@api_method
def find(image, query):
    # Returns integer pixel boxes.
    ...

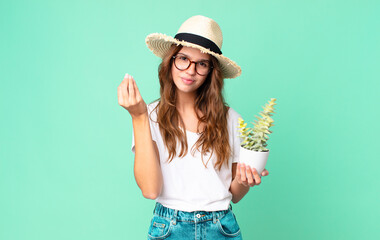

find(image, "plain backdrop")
[1,0,379,239]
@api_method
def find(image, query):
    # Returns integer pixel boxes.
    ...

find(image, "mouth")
[181,77,195,85]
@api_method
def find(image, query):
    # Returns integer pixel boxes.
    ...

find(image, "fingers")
[236,163,262,187]
[245,166,256,187]
[118,73,148,118]
[235,163,243,185]
[262,169,269,176]
[132,76,143,102]
[118,74,129,106]
[122,73,142,103]
[239,163,247,186]
[127,74,135,103]
[118,73,142,106]
[117,82,125,105]
[251,168,261,185]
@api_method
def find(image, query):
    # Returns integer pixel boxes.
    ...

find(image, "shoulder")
[227,106,243,137]
[227,106,242,123]
[147,100,160,122]
[147,100,159,112]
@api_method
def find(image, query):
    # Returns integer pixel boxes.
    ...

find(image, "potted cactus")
[238,98,277,176]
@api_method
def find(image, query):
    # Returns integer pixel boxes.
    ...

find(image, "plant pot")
[239,147,269,176]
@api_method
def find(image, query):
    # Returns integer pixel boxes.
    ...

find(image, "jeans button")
[196,214,201,218]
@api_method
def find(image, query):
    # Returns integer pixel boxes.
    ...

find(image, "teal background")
[1,0,379,239]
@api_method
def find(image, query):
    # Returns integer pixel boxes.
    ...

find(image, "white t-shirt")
[131,101,242,212]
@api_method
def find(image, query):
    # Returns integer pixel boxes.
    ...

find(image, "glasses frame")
[172,54,213,76]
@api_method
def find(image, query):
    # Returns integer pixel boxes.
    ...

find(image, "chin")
[173,80,194,92]
[176,86,197,94]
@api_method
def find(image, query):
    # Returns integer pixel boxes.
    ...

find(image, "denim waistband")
[153,202,232,224]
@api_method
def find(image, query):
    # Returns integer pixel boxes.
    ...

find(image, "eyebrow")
[177,52,210,62]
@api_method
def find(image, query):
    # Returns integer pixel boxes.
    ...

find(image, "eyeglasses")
[172,54,213,76]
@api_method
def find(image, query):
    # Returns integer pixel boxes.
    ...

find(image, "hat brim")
[145,33,241,79]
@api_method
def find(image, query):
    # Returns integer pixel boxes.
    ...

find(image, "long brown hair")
[151,44,231,171]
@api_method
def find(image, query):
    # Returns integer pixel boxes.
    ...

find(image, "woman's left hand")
[235,163,269,187]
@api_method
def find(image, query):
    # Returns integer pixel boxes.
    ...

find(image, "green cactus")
[238,98,277,152]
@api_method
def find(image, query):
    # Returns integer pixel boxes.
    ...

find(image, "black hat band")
[174,33,222,55]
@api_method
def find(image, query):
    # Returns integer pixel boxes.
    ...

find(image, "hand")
[118,73,147,119]
[235,163,269,187]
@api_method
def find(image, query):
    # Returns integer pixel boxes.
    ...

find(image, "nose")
[186,62,197,75]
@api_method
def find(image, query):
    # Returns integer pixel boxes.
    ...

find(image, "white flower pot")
[239,147,269,176]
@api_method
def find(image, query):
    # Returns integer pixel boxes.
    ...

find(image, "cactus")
[238,98,277,152]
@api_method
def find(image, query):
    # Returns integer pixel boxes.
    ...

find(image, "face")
[171,46,211,95]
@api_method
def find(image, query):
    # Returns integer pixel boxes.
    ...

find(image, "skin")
[171,47,210,132]
[118,73,162,199]
[118,46,269,202]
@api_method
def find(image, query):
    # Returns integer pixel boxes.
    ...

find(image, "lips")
[181,77,195,85]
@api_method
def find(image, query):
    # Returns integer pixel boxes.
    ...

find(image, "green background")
[1,0,379,239]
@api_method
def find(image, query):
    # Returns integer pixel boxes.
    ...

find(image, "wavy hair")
[151,44,231,171]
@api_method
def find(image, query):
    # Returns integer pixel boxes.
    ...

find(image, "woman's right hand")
[118,73,147,119]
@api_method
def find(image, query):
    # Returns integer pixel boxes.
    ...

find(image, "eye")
[179,56,188,61]
[199,61,209,68]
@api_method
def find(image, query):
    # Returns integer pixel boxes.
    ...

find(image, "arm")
[230,163,269,203]
[118,73,162,199]
[230,163,250,203]
[132,114,162,199]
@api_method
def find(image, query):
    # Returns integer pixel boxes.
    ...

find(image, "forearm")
[133,113,163,199]
[230,177,250,203]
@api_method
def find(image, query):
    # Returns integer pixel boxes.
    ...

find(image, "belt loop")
[172,209,178,225]
[153,202,158,214]
[212,211,217,224]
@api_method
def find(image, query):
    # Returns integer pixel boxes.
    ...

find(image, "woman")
[118,15,269,240]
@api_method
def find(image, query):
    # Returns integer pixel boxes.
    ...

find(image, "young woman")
[118,15,269,240]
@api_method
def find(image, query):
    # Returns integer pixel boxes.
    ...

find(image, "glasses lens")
[174,56,190,70]
[196,61,211,75]
[173,55,212,76]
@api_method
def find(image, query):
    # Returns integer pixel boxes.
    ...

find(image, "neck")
[176,91,196,113]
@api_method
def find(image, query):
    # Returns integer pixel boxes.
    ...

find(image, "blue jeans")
[147,202,243,240]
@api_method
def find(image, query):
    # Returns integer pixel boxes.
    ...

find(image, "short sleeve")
[228,108,243,163]
[131,102,159,154]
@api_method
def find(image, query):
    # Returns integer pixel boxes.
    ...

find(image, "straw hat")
[145,15,242,79]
